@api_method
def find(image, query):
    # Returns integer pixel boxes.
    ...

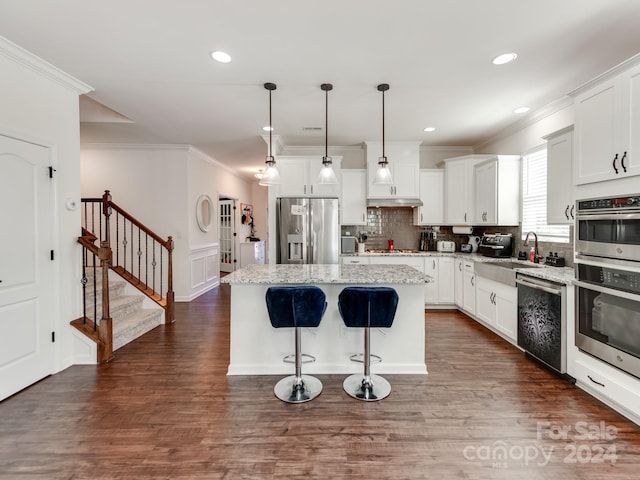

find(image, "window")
[521,146,570,242]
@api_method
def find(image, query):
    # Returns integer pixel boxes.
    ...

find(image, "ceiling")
[3,0,640,181]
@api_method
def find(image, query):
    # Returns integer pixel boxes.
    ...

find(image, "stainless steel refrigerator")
[276,197,340,264]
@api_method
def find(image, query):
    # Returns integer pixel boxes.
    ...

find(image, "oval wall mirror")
[196,194,213,232]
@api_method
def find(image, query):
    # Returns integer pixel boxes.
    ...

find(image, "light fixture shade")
[258,162,280,186]
[317,158,338,184]
[373,159,393,185]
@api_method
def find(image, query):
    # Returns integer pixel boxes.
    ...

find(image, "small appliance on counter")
[436,240,456,253]
[341,236,357,254]
[544,253,566,267]
[479,234,513,257]
[419,230,437,251]
[467,235,481,253]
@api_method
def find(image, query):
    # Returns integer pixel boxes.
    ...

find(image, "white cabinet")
[462,260,476,315]
[474,155,521,226]
[239,241,265,268]
[545,127,575,224]
[413,169,444,225]
[573,63,640,185]
[341,256,370,265]
[424,257,438,304]
[444,155,485,225]
[341,169,367,225]
[475,276,517,341]
[423,256,455,306]
[454,258,464,309]
[277,156,341,197]
[436,256,455,304]
[365,141,420,199]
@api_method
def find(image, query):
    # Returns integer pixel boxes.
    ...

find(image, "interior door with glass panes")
[219,199,236,272]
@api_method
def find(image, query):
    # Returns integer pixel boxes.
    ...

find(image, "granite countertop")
[341,251,575,285]
[221,264,432,285]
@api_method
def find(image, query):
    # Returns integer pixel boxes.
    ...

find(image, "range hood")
[367,197,423,207]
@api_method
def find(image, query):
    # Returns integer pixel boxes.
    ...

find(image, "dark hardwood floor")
[2,284,640,479]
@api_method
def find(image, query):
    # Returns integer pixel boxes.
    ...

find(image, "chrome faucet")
[524,231,539,261]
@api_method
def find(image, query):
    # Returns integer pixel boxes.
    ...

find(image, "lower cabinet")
[462,260,476,315]
[341,256,370,265]
[475,276,517,342]
[424,256,455,306]
[454,258,464,309]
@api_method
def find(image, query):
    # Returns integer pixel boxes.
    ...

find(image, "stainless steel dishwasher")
[516,274,567,375]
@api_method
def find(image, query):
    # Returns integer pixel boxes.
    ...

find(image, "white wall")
[476,103,575,155]
[0,37,92,372]
[81,144,254,300]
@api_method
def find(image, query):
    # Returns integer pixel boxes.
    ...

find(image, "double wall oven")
[575,194,640,379]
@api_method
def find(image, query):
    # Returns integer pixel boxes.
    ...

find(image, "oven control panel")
[578,195,640,210]
[578,263,640,294]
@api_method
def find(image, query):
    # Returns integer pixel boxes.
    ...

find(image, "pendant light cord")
[325,87,328,159]
[269,88,273,159]
[382,88,385,159]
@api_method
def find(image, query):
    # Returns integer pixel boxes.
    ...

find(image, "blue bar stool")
[338,286,398,401]
[265,286,327,403]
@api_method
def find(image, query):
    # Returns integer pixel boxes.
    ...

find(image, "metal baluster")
[145,233,149,288]
[115,211,120,268]
[122,218,128,271]
[92,251,97,331]
[137,227,141,285]
[152,243,157,295]
[160,246,163,298]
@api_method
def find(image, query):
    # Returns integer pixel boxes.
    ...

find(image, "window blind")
[521,147,570,242]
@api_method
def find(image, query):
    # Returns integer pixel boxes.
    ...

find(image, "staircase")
[72,190,175,363]
[85,269,163,351]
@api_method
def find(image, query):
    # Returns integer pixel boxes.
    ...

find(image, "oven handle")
[515,277,563,295]
[574,279,640,303]
[576,212,640,221]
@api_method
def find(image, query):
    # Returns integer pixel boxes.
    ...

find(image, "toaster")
[436,240,456,253]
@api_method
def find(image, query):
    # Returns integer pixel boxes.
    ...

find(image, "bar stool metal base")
[274,375,323,403]
[343,374,391,401]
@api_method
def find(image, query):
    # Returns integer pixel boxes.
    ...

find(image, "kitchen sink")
[474,260,541,287]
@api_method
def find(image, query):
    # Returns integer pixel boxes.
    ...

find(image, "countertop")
[221,263,432,285]
[341,251,575,285]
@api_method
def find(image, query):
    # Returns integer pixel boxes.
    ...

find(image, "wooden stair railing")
[80,189,175,324]
[71,229,114,363]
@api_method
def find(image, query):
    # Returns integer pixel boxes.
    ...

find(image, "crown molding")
[0,36,93,94]
[569,52,640,97]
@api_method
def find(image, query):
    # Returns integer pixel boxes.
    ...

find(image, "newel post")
[165,236,175,324]
[101,190,112,246]
[97,240,114,363]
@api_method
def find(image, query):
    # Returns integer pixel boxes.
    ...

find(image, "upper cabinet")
[444,155,486,225]
[341,169,367,225]
[545,127,574,224]
[573,63,640,185]
[413,169,444,225]
[365,141,420,199]
[276,156,342,197]
[474,155,521,226]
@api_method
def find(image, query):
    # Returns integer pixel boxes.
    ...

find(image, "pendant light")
[317,83,338,185]
[373,83,393,185]
[259,82,281,186]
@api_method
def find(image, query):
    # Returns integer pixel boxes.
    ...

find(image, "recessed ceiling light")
[513,106,530,114]
[262,126,273,132]
[210,51,231,63]
[423,127,436,132]
[492,53,517,65]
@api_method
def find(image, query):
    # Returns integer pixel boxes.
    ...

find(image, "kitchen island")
[221,264,430,375]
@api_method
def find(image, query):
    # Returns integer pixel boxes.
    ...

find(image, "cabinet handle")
[565,205,570,220]
[464,213,467,222]
[433,260,436,269]
[471,276,474,286]
[310,185,314,194]
[421,213,423,222]
[621,151,627,173]
[304,185,307,194]
[362,213,366,222]
[490,292,494,304]
[459,263,462,271]
[570,205,575,220]
[587,375,605,388]
[612,153,619,174]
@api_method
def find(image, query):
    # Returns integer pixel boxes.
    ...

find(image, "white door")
[0,135,54,400]
[219,199,236,273]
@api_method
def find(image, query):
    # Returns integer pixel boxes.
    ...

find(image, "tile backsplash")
[341,206,574,266]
